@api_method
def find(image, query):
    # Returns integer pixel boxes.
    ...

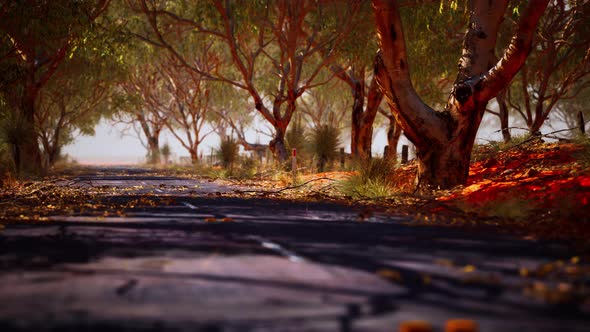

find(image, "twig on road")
[234,177,337,195]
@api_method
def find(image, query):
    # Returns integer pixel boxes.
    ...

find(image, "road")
[0,167,588,332]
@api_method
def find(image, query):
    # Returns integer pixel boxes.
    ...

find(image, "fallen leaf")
[376,268,403,282]
[463,265,476,273]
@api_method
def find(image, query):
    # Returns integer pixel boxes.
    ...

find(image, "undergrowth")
[340,158,397,199]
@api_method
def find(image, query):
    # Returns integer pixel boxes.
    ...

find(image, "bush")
[340,158,397,199]
[310,124,340,172]
[234,155,258,179]
[0,110,32,176]
[160,143,171,164]
[217,136,239,170]
[286,119,308,153]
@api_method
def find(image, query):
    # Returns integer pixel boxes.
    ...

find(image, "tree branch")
[479,0,550,103]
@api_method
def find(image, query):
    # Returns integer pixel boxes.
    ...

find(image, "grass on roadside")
[340,158,397,200]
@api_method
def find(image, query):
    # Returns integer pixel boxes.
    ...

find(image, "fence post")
[578,111,586,135]
[340,148,345,169]
[401,145,409,164]
[292,148,297,184]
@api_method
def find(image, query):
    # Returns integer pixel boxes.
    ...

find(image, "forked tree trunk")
[349,58,384,160]
[373,0,548,190]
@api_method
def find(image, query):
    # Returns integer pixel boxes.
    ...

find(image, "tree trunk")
[147,136,161,164]
[350,81,365,159]
[20,96,43,176]
[269,127,288,162]
[384,118,402,163]
[350,60,384,160]
[189,149,199,165]
[416,139,471,189]
[496,90,511,143]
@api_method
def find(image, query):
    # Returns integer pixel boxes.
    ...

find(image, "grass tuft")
[340,158,397,199]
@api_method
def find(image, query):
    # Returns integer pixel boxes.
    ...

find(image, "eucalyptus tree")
[505,0,590,136]
[326,1,383,160]
[134,0,362,161]
[34,26,127,168]
[329,1,469,160]
[0,0,111,175]
[36,67,108,168]
[118,63,169,164]
[373,0,549,189]
[160,54,216,164]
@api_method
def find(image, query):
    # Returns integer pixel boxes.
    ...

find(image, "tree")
[36,70,108,168]
[160,142,171,164]
[325,2,383,161]
[117,63,168,164]
[135,0,362,161]
[160,55,215,164]
[505,0,590,136]
[332,55,384,160]
[0,0,111,175]
[373,0,549,190]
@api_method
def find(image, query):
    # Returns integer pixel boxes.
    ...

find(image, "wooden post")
[401,145,409,164]
[291,148,297,184]
[340,148,345,169]
[383,145,389,159]
[578,111,586,135]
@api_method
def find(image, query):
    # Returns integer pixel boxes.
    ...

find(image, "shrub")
[340,158,397,199]
[286,118,308,154]
[234,155,258,179]
[160,143,171,164]
[310,124,340,172]
[0,110,33,176]
[217,136,239,170]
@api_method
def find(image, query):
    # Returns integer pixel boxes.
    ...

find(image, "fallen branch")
[234,177,337,195]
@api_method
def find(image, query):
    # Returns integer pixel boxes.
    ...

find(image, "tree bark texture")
[373,0,548,190]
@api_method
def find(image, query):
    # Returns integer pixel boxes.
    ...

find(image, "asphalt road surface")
[0,167,588,332]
